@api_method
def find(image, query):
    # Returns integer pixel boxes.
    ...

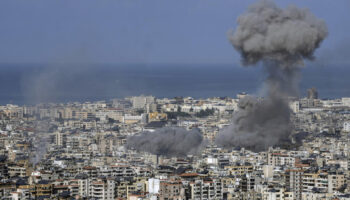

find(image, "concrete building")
[132,96,155,109]
[285,169,303,200]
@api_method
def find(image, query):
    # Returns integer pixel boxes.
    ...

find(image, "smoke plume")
[126,127,204,157]
[30,135,48,166]
[228,0,327,67]
[215,0,327,151]
[215,94,292,152]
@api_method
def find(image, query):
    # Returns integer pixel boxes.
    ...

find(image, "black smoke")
[126,127,204,157]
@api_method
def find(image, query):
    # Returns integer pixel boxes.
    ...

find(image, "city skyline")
[1,1,350,199]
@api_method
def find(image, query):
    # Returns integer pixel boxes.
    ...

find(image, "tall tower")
[55,132,67,147]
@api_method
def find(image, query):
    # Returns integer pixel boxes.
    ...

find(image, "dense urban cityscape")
[1,0,349,199]
[0,89,350,199]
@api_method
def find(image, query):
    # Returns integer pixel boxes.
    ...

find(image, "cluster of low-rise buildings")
[1,91,350,199]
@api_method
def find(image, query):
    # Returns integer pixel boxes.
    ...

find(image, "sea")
[0,63,349,105]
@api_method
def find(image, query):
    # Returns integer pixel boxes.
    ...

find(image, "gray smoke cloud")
[215,94,292,152]
[30,135,48,166]
[30,121,51,166]
[126,127,204,157]
[215,0,327,152]
[228,0,327,67]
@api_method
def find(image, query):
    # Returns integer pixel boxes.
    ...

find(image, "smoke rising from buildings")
[215,94,292,152]
[29,121,52,166]
[215,0,327,151]
[126,127,204,157]
[30,135,49,166]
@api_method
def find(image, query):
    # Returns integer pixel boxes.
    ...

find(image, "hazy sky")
[0,0,349,65]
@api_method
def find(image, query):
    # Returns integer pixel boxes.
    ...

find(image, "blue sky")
[0,0,349,65]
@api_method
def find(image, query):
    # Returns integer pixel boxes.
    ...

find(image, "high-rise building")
[285,169,303,200]
[55,132,67,147]
[189,179,223,199]
[132,96,155,109]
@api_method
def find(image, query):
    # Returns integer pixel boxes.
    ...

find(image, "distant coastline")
[0,63,348,105]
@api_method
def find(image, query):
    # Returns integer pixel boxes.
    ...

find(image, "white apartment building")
[132,96,155,109]
[343,121,350,132]
[267,153,295,167]
[189,179,222,200]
